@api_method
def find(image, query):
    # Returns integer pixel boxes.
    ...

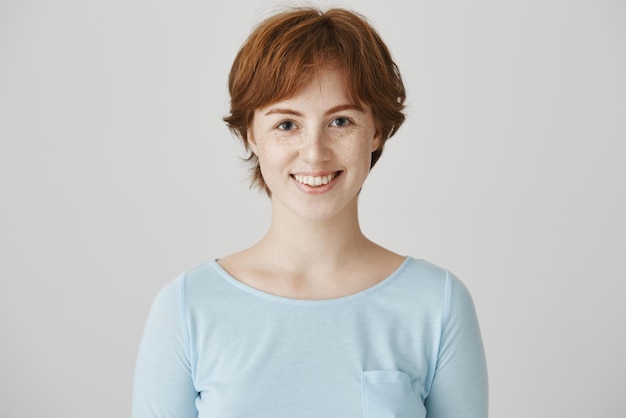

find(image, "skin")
[218,66,405,300]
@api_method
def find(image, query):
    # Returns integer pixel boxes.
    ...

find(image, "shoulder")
[393,257,476,310]
[149,260,226,311]
[396,257,462,290]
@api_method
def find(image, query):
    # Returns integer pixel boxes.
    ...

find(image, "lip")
[290,170,343,194]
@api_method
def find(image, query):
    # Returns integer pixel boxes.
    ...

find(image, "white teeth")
[294,172,337,187]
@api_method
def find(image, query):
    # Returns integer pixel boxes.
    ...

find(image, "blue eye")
[332,118,351,127]
[278,121,296,131]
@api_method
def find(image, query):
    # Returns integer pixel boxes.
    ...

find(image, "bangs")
[234,12,362,108]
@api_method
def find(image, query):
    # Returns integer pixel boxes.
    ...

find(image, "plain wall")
[1,0,625,416]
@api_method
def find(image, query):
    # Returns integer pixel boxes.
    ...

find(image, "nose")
[300,127,331,164]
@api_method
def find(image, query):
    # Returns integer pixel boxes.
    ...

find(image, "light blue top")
[132,257,488,417]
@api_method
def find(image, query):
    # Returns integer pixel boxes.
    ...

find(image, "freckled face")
[248,66,381,222]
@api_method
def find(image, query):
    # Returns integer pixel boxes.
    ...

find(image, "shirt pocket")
[361,370,425,418]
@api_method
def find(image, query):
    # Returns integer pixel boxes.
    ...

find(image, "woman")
[133,7,488,417]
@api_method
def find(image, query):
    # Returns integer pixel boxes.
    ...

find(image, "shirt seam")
[424,270,450,399]
[179,273,196,384]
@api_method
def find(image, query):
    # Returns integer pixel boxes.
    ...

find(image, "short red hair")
[224,7,406,193]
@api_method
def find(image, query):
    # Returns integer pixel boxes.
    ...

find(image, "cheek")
[254,139,295,173]
[345,145,374,175]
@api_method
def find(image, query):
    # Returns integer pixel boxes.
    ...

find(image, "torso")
[185,257,447,418]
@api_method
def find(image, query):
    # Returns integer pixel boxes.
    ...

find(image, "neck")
[219,194,404,300]
[255,197,373,275]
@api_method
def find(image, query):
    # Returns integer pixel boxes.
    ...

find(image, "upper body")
[133,7,488,417]
[132,257,488,418]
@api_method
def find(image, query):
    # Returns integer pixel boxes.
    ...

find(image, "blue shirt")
[133,257,488,417]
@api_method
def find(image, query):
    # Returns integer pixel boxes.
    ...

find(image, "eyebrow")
[264,103,365,117]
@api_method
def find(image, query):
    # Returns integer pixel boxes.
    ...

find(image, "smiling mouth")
[292,171,342,187]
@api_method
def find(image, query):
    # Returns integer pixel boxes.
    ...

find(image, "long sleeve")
[132,276,198,418]
[424,272,489,417]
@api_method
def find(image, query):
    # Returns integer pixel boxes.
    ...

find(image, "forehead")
[263,65,359,109]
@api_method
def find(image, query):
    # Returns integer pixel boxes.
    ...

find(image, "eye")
[331,117,351,127]
[277,121,297,131]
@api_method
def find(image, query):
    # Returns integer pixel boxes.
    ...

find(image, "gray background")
[1,0,625,417]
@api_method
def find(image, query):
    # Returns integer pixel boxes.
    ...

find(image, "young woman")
[133,7,488,417]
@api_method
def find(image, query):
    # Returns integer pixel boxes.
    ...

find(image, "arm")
[132,276,198,418]
[425,272,489,417]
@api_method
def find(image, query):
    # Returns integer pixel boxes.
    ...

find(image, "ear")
[247,127,258,154]
[371,128,383,152]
